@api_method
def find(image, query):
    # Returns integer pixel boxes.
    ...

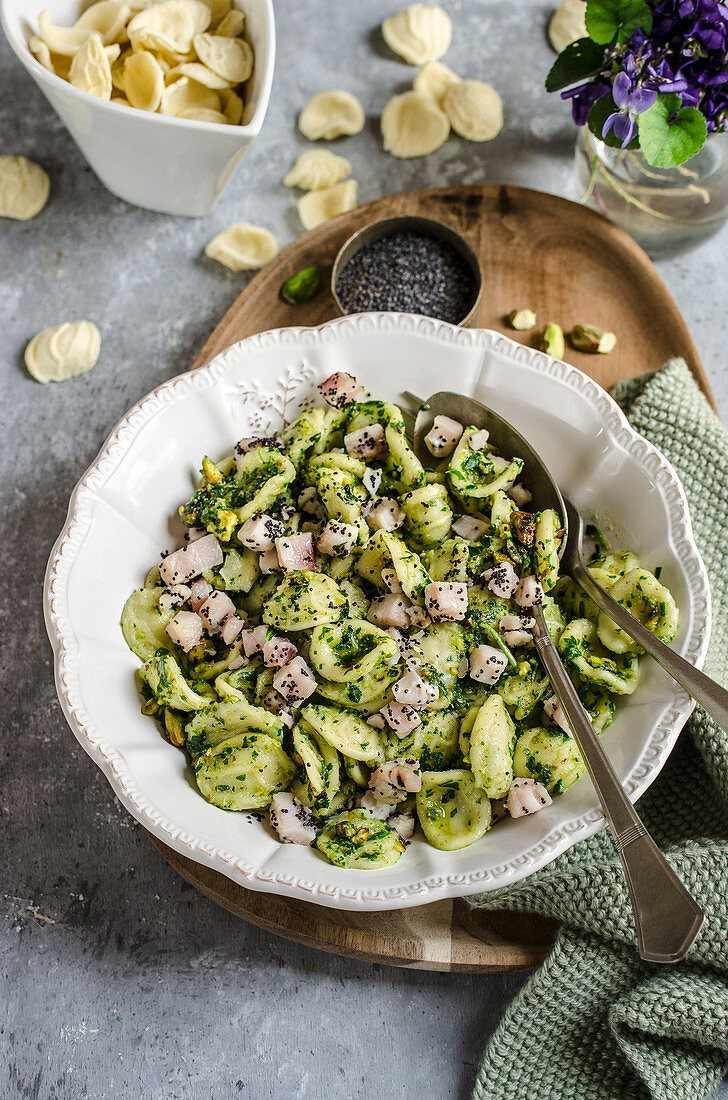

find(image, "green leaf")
[585,0,653,45]
[638,93,708,167]
[545,37,607,93]
[587,93,639,150]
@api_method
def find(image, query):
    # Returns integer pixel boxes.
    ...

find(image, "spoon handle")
[531,604,703,963]
[572,562,728,732]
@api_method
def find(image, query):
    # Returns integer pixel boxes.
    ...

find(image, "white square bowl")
[0,0,275,215]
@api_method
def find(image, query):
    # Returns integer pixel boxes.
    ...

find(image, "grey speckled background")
[2,1,727,1098]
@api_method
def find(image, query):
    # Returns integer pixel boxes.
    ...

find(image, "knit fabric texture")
[470,360,728,1100]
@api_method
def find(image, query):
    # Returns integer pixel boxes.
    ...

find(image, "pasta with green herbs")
[121,371,679,868]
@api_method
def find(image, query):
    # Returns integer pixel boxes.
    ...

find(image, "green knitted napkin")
[470,359,728,1100]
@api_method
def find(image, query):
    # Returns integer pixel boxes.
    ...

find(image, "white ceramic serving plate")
[0,0,275,216]
[44,313,711,910]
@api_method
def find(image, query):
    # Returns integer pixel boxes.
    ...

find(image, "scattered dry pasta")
[381,4,452,65]
[298,90,365,141]
[0,155,50,220]
[381,90,449,158]
[297,179,358,230]
[283,149,352,191]
[24,321,101,383]
[29,1,255,125]
[204,223,279,271]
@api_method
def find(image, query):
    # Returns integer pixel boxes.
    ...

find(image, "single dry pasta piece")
[24,321,101,384]
[283,149,352,191]
[37,9,95,56]
[74,1,131,45]
[193,33,253,83]
[177,60,234,88]
[124,49,164,110]
[548,0,588,53]
[160,75,220,115]
[381,4,452,65]
[28,35,54,71]
[110,52,127,90]
[443,79,503,141]
[215,9,245,36]
[178,107,229,122]
[221,87,243,123]
[205,223,279,270]
[298,90,365,141]
[69,33,113,99]
[0,156,50,220]
[381,90,449,158]
[105,43,121,63]
[413,59,460,107]
[297,179,358,230]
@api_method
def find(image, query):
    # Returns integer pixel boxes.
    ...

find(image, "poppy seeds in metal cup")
[334,231,478,324]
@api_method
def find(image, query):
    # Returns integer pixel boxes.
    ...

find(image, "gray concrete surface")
[2,2,727,1098]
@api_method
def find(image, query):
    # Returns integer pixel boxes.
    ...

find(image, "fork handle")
[532,605,703,963]
[572,561,728,732]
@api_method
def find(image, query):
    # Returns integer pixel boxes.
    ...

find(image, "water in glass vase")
[575,129,728,258]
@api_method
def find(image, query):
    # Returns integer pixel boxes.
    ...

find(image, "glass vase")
[574,127,728,257]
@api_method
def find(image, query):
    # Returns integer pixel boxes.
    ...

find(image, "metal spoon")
[402,390,703,964]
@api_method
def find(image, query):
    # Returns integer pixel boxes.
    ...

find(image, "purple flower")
[602,71,658,146]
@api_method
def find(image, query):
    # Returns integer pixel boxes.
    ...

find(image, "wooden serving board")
[147,184,712,973]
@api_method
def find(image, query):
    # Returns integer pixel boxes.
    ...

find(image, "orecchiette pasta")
[381,4,452,66]
[413,59,461,107]
[297,179,358,230]
[442,79,504,142]
[192,32,253,82]
[123,49,164,109]
[298,90,366,141]
[283,150,352,191]
[548,0,588,53]
[0,155,50,220]
[69,32,113,98]
[204,222,279,271]
[381,90,449,158]
[75,1,131,45]
[24,320,101,383]
[122,375,679,869]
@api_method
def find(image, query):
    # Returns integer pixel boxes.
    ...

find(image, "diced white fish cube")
[367,498,405,532]
[344,424,388,460]
[316,520,359,557]
[166,610,204,652]
[424,581,468,622]
[380,702,421,737]
[506,778,552,818]
[263,636,298,668]
[272,656,317,706]
[543,694,571,735]
[318,371,363,409]
[259,547,282,575]
[158,584,191,615]
[234,437,284,466]
[392,670,438,709]
[389,812,415,842]
[483,561,519,600]
[509,483,532,507]
[199,590,237,633]
[424,415,463,458]
[241,624,269,657]
[468,429,490,451]
[363,467,382,498]
[269,792,317,844]
[367,594,411,630]
[238,513,285,552]
[190,578,213,612]
[220,614,244,646]
[159,534,223,586]
[276,532,317,572]
[514,575,544,608]
[369,758,422,797]
[452,515,489,541]
[469,644,509,685]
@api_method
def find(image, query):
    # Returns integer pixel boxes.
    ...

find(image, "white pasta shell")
[69,33,113,99]
[215,9,245,36]
[548,0,588,52]
[177,60,234,88]
[104,43,121,62]
[204,223,279,270]
[110,51,128,90]
[220,87,243,123]
[381,4,452,65]
[28,35,55,72]
[0,156,50,220]
[443,79,503,142]
[37,9,95,56]
[381,90,449,158]
[128,0,209,55]
[297,179,358,230]
[283,149,352,191]
[123,49,164,109]
[298,90,365,141]
[74,1,131,45]
[178,107,229,122]
[160,75,220,115]
[413,60,460,107]
[193,32,253,82]
[24,321,101,384]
